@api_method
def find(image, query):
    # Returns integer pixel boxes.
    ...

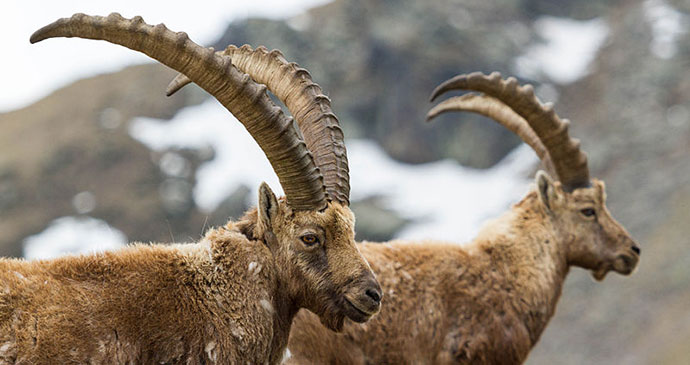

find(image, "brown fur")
[287,174,640,364]
[0,186,381,364]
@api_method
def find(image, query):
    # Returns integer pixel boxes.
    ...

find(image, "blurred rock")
[351,197,409,242]
[211,185,252,227]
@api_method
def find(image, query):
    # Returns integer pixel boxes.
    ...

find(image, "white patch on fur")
[230,324,246,340]
[260,299,274,314]
[281,348,292,363]
[248,261,263,276]
[0,342,12,354]
[171,240,214,264]
[205,241,214,263]
[205,341,217,363]
[13,272,26,281]
[98,339,107,355]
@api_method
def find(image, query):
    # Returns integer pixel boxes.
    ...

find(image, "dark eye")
[580,208,596,217]
[300,234,319,246]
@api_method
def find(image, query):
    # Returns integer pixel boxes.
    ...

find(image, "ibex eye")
[580,208,596,217]
[300,234,319,246]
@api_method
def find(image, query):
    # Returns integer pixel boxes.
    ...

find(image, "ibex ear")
[536,170,558,212]
[257,182,279,238]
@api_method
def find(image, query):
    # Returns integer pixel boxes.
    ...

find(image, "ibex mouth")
[592,264,610,281]
[592,254,638,281]
[343,297,377,323]
[613,254,637,275]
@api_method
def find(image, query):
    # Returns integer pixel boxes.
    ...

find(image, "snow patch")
[644,0,688,59]
[23,216,127,260]
[514,16,609,84]
[348,140,536,242]
[129,100,282,211]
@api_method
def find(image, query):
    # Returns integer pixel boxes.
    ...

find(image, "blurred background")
[1,0,689,363]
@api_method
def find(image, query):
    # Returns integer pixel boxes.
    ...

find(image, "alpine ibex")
[0,13,382,364]
[282,72,641,364]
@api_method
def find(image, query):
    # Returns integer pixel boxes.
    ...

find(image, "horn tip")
[425,103,448,121]
[30,16,70,44]
[430,73,470,102]
[164,87,176,97]
[29,30,44,44]
[429,85,445,102]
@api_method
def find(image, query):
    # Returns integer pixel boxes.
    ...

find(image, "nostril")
[365,288,381,303]
[631,246,641,255]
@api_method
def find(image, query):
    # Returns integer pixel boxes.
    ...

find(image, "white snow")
[348,140,536,241]
[514,16,609,84]
[130,100,537,243]
[643,0,688,59]
[23,216,127,260]
[129,100,282,211]
[2,0,333,112]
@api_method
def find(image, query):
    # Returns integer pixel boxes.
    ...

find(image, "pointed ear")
[536,170,558,212]
[257,182,279,237]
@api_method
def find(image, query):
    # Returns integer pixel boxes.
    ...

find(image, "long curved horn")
[429,72,589,191]
[167,45,350,205]
[426,93,556,176]
[31,13,327,210]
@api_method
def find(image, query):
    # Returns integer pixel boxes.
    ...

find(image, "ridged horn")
[31,13,327,210]
[426,93,556,176]
[166,45,350,205]
[429,72,589,191]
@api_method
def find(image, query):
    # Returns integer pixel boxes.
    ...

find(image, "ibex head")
[31,13,381,331]
[251,185,379,331]
[428,72,640,281]
[534,172,639,280]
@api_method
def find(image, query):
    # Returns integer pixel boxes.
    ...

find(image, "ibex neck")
[268,275,299,365]
[207,225,297,365]
[471,192,569,345]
